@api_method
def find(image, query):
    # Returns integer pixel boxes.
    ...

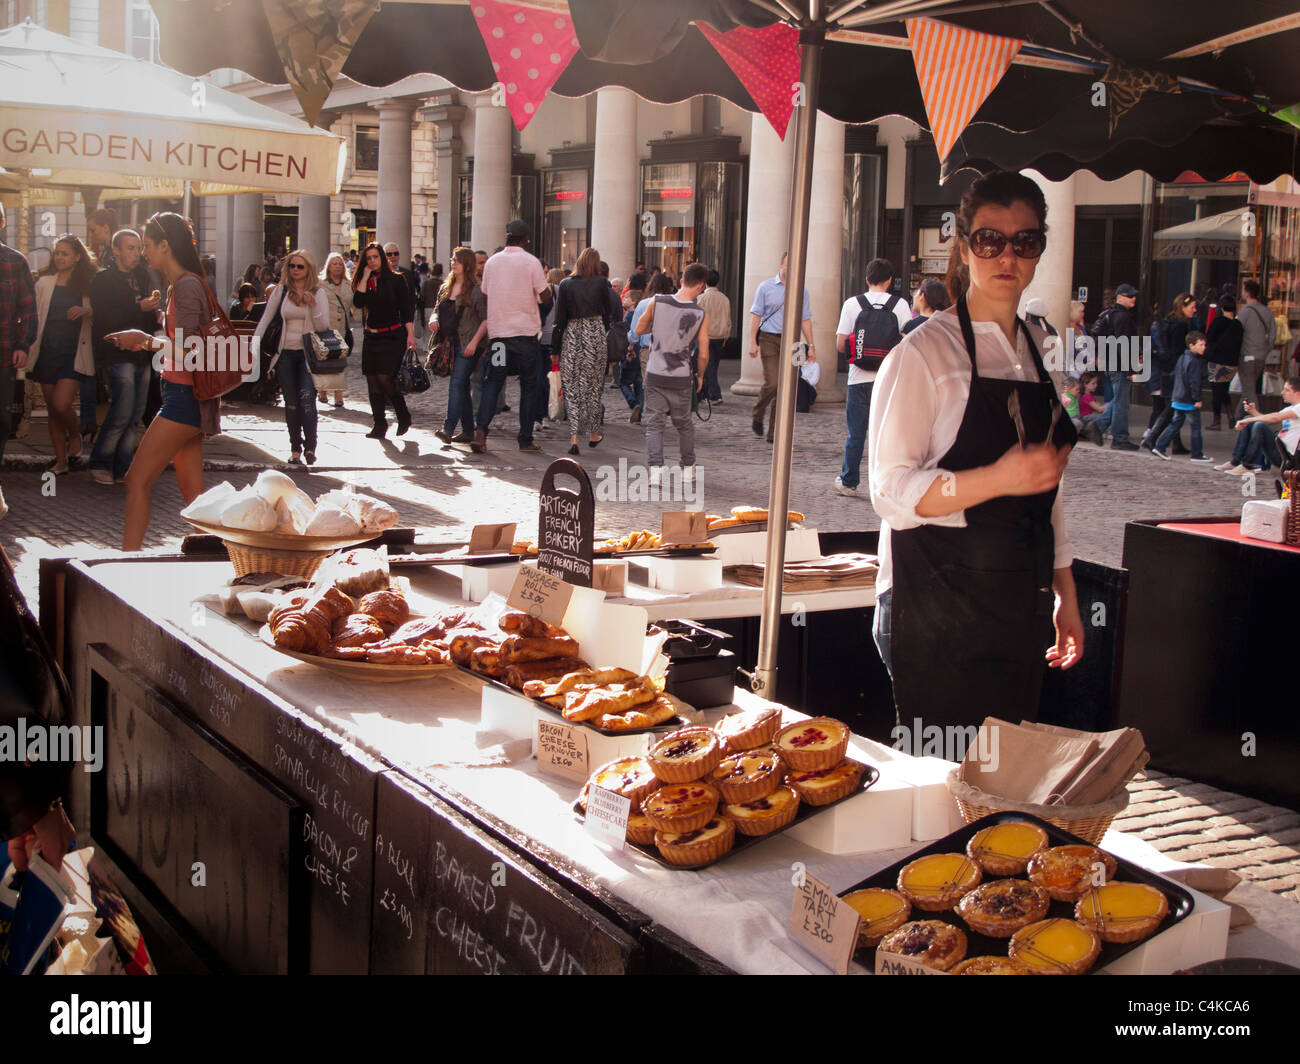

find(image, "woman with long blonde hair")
[317,251,353,408]
[252,248,331,463]
[434,246,488,444]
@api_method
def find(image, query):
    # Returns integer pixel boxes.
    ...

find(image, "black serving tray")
[842,812,1195,974]
[575,761,880,870]
[655,618,733,660]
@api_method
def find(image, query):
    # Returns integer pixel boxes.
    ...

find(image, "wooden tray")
[258,625,455,682]
[185,518,374,552]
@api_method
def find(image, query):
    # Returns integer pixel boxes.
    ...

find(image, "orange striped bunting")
[906,18,1022,162]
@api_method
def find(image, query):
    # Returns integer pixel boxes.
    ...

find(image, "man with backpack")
[1087,283,1142,451]
[833,258,910,496]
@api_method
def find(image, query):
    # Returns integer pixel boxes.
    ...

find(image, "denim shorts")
[158,379,201,428]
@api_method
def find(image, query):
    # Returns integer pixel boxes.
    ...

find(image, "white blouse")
[868,308,1074,596]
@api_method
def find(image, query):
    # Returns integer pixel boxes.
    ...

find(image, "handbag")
[260,287,284,362]
[303,329,348,375]
[424,338,454,378]
[397,345,431,394]
[171,274,245,401]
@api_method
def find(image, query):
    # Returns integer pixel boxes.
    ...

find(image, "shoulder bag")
[173,273,246,401]
[398,345,431,394]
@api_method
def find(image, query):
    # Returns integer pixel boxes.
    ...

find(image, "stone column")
[734,112,796,397]
[806,112,845,404]
[590,86,639,277]
[1021,169,1076,381]
[421,92,467,267]
[373,98,417,255]
[297,193,332,262]
[232,192,264,280]
[471,92,513,252]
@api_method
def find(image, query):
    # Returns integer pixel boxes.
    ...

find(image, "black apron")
[888,296,1077,729]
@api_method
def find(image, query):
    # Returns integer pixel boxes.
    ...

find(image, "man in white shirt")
[834,258,911,496]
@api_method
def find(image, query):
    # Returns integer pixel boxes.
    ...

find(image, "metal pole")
[753,8,825,698]
[182,179,194,234]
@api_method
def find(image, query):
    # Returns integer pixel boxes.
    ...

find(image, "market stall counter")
[41,552,1248,975]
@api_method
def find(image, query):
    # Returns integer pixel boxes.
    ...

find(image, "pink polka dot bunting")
[697,22,801,140]
[471,0,581,130]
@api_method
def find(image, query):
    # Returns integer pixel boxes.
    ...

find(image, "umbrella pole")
[753,12,825,698]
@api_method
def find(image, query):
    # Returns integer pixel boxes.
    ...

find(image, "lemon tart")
[897,853,982,911]
[786,759,865,806]
[877,920,968,971]
[715,707,781,752]
[1008,918,1101,975]
[1074,881,1169,943]
[641,782,720,835]
[1027,845,1119,902]
[722,785,800,836]
[648,726,724,783]
[951,956,1034,975]
[711,746,786,803]
[626,811,658,846]
[774,717,850,771]
[584,756,660,810]
[842,888,912,948]
[956,878,1051,937]
[655,817,735,868]
[966,820,1049,876]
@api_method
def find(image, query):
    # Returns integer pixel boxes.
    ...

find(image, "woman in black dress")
[351,241,414,439]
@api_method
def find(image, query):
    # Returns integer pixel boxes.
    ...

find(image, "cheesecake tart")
[648,726,724,784]
[711,746,786,803]
[584,756,660,810]
[1008,918,1102,975]
[715,706,781,752]
[896,853,982,911]
[842,888,912,948]
[774,717,850,771]
[1027,845,1119,902]
[655,817,735,868]
[722,785,800,836]
[951,956,1034,975]
[1074,881,1170,943]
[641,782,720,835]
[877,920,968,972]
[966,820,1049,876]
[786,759,865,806]
[625,811,658,846]
[956,878,1051,937]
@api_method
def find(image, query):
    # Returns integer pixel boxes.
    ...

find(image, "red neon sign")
[659,188,693,199]
[554,190,585,201]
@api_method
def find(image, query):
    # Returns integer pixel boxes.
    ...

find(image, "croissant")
[356,590,409,631]
[312,586,356,623]
[271,608,332,655]
[390,617,446,645]
[267,592,312,630]
[330,614,386,648]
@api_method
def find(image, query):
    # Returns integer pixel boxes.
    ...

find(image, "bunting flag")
[697,22,801,140]
[1102,63,1181,137]
[470,0,582,130]
[906,18,1021,162]
[259,0,379,127]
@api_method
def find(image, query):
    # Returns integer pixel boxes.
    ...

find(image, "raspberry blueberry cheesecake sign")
[789,871,860,975]
[583,785,631,852]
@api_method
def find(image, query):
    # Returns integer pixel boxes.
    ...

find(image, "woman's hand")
[8,801,76,873]
[105,329,156,351]
[139,294,161,313]
[1047,593,1085,670]
[993,441,1068,497]
[67,305,89,321]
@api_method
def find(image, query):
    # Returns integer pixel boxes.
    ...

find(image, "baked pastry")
[562,676,656,723]
[503,657,591,689]
[1008,918,1102,975]
[389,617,446,645]
[648,726,723,783]
[722,785,800,836]
[956,878,1051,937]
[711,746,785,803]
[331,548,391,596]
[499,634,581,665]
[842,888,911,948]
[966,820,1049,876]
[626,811,658,846]
[583,756,660,810]
[364,642,431,664]
[729,506,805,524]
[714,706,781,752]
[641,783,719,835]
[706,516,746,530]
[1027,845,1119,902]
[523,666,638,699]
[1074,882,1170,943]
[951,956,1034,975]
[655,817,735,868]
[356,590,409,632]
[774,717,850,771]
[498,610,562,638]
[330,614,387,648]
[269,608,331,655]
[448,630,497,666]
[592,695,677,732]
[877,920,968,971]
[469,646,505,676]
[786,759,865,806]
[303,502,362,537]
[307,585,354,624]
[897,853,982,911]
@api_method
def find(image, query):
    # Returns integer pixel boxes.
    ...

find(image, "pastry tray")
[841,812,1194,974]
[258,625,455,682]
[388,548,523,568]
[707,521,798,537]
[596,544,718,558]
[574,761,880,870]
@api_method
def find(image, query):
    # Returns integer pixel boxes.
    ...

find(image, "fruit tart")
[774,717,850,771]
[582,756,660,810]
[966,819,1049,876]
[785,759,865,806]
[722,785,800,836]
[877,920,968,972]
[641,783,720,836]
[655,817,735,868]
[1027,845,1119,902]
[711,746,785,803]
[896,853,982,911]
[951,956,1034,975]
[647,726,723,784]
[1074,881,1170,944]
[625,811,658,846]
[1008,918,1102,975]
[956,878,1051,937]
[714,707,781,752]
[841,888,911,948]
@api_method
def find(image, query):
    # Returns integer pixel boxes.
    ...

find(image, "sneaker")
[1189,455,1213,464]
[1224,464,1250,475]
[682,465,695,487]
[434,429,452,443]
[90,468,114,485]
[1111,440,1140,451]
[1213,460,1238,471]
[834,476,857,497]
[1151,447,1171,460]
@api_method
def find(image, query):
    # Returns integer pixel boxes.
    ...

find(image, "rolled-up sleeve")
[1051,478,1074,569]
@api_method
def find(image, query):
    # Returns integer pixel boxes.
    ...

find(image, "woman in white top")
[252,249,330,464]
[868,171,1082,736]
[316,252,353,409]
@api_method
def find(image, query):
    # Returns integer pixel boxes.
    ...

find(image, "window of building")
[126,0,160,63]
[542,169,589,273]
[355,125,380,172]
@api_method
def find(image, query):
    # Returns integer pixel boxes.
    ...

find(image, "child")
[1076,372,1107,444]
[1152,331,1212,462]
[1062,376,1081,426]
[634,262,710,487]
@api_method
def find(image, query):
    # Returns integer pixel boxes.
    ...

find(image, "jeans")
[872,587,894,682]
[478,335,539,445]
[840,381,872,489]
[1096,372,1130,441]
[1231,421,1279,469]
[644,381,695,467]
[443,340,477,437]
[1155,407,1202,457]
[1237,355,1261,415]
[619,351,644,409]
[275,348,317,452]
[78,371,98,429]
[704,338,724,401]
[90,362,151,478]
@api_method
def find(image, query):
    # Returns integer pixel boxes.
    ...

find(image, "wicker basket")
[947,768,1128,845]
[1284,471,1299,546]
[224,540,333,580]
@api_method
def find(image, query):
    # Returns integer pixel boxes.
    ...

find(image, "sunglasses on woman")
[966,228,1047,259]
[288,262,307,270]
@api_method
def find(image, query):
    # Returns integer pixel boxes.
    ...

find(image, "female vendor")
[868,171,1082,731]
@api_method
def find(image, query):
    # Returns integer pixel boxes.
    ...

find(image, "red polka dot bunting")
[470,0,581,129]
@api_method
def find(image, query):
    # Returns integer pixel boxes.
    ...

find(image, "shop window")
[542,168,590,273]
[126,0,160,63]
[355,125,380,173]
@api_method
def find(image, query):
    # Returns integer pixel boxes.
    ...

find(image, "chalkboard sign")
[537,458,595,588]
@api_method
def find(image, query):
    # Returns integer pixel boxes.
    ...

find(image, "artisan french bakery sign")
[537,459,595,588]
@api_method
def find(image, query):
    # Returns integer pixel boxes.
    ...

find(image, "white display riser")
[711,527,823,567]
